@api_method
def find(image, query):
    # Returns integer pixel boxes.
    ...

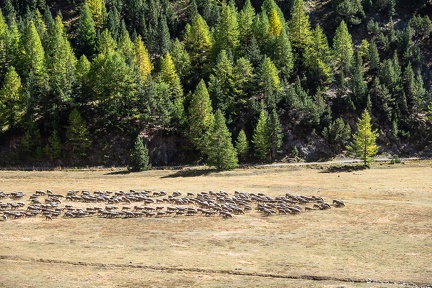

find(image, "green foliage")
[252,110,270,162]
[187,79,214,153]
[235,129,249,162]
[304,25,332,86]
[333,20,354,74]
[334,0,365,25]
[205,110,238,170]
[288,0,313,51]
[129,135,151,171]
[268,108,283,161]
[134,35,153,81]
[44,130,62,161]
[76,2,97,58]
[0,66,25,131]
[323,117,351,153]
[347,110,379,166]
[259,57,281,109]
[212,2,240,57]
[65,109,91,157]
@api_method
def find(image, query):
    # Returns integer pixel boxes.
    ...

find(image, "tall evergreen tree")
[87,0,105,28]
[268,108,283,161]
[259,57,281,109]
[205,110,238,170]
[288,0,313,52]
[129,135,151,171]
[134,35,153,81]
[323,117,351,154]
[65,108,91,157]
[183,14,212,82]
[347,110,379,166]
[332,20,354,74]
[76,2,97,58]
[252,109,270,162]
[350,51,367,111]
[238,0,255,45]
[304,25,332,86]
[272,28,294,79]
[170,39,191,84]
[0,66,25,131]
[187,79,214,153]
[235,129,249,162]
[212,2,239,58]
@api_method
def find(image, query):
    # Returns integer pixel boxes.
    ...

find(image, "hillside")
[0,0,431,167]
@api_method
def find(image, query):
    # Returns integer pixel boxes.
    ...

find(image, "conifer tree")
[87,0,105,27]
[156,16,171,56]
[259,57,281,109]
[76,2,97,58]
[159,52,184,122]
[5,19,20,70]
[117,29,135,63]
[323,117,351,153]
[272,28,294,79]
[44,130,62,161]
[238,0,255,44]
[170,39,191,84]
[252,110,270,162]
[65,108,91,157]
[0,66,25,131]
[212,2,239,57]
[304,25,332,86]
[288,0,313,51]
[205,110,238,170]
[332,20,354,74]
[268,9,283,38]
[183,14,212,81]
[187,79,214,153]
[134,35,153,81]
[235,129,249,162]
[348,110,379,166]
[268,108,283,161]
[129,135,151,171]
[350,51,367,111]
[0,10,8,84]
[368,40,380,72]
[97,29,117,54]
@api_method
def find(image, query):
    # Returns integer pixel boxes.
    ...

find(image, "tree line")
[0,0,431,168]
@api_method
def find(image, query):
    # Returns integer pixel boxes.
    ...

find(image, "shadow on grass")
[104,170,132,175]
[160,168,216,178]
[320,165,368,173]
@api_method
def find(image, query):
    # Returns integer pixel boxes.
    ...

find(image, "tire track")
[0,255,427,287]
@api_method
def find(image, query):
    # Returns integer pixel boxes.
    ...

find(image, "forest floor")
[0,160,431,287]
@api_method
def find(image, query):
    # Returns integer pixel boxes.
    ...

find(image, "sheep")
[2,214,7,221]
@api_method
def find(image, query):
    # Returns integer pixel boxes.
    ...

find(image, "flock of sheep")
[0,189,345,221]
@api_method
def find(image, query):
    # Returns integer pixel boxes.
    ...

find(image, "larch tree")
[288,0,313,52]
[268,9,283,38]
[347,110,379,166]
[187,79,214,153]
[259,57,281,109]
[272,27,294,79]
[238,0,255,44]
[87,0,105,28]
[159,52,184,123]
[134,35,153,81]
[235,129,249,162]
[268,108,283,161]
[65,108,92,157]
[212,2,240,58]
[76,2,97,58]
[183,14,213,81]
[170,39,191,84]
[304,25,332,86]
[332,20,354,74]
[252,109,270,162]
[205,110,238,170]
[0,66,25,131]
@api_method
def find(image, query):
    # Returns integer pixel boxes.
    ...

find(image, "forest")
[0,0,431,168]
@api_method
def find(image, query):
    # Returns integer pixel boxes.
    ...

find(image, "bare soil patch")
[0,161,431,287]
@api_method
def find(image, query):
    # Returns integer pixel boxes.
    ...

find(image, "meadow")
[0,161,431,287]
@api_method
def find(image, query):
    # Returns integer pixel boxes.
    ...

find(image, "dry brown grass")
[0,161,431,287]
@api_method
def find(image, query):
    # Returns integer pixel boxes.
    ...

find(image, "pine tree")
[368,40,380,72]
[350,51,367,111]
[187,79,214,152]
[183,14,212,82]
[272,28,294,79]
[259,57,281,109]
[212,2,239,58]
[170,39,191,84]
[347,110,379,166]
[235,129,249,162]
[238,0,255,44]
[156,16,171,56]
[304,25,332,86]
[129,135,151,171]
[332,20,354,74]
[205,110,238,170]
[268,108,283,161]
[97,29,117,54]
[76,2,97,58]
[252,110,270,162]
[134,35,153,81]
[65,108,91,157]
[159,52,184,122]
[288,0,313,51]
[323,117,351,153]
[0,66,25,131]
[44,130,62,161]
[5,19,20,70]
[87,0,105,28]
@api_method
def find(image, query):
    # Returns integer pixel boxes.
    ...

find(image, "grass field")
[0,161,431,287]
